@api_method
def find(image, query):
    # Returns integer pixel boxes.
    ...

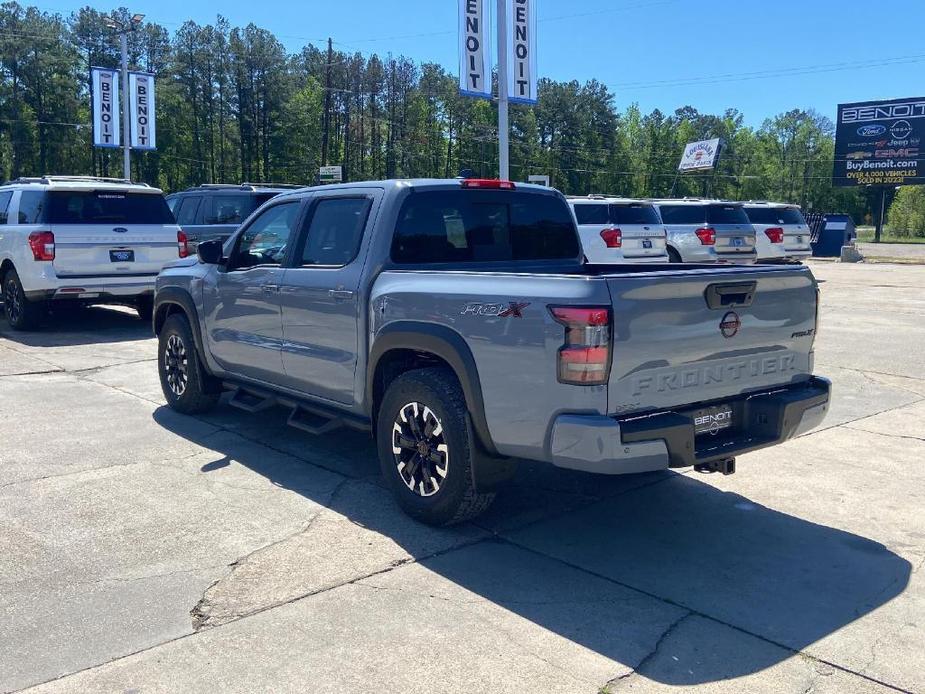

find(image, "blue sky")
[37,0,925,126]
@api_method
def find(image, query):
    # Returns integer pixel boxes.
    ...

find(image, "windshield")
[47,191,174,224]
[393,190,579,264]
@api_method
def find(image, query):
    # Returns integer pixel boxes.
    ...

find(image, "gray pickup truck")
[154,179,830,525]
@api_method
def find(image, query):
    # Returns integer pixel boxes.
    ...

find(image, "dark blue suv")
[166,183,302,250]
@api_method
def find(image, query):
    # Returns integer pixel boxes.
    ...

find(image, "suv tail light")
[177,230,190,258]
[695,227,716,245]
[28,231,55,261]
[460,179,516,190]
[600,228,622,248]
[764,227,784,244]
[549,306,612,385]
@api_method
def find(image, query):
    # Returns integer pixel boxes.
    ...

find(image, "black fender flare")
[367,321,498,456]
[153,287,208,361]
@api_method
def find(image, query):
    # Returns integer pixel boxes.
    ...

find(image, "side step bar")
[287,406,342,436]
[223,382,371,435]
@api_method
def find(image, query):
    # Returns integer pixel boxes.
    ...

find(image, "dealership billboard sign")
[128,72,156,150]
[458,0,491,99]
[91,67,120,148]
[678,138,721,171]
[833,97,925,187]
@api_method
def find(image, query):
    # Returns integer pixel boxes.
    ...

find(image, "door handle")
[328,289,354,300]
[261,284,279,294]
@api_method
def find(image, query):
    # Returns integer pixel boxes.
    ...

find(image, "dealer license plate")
[110,249,135,263]
[692,404,734,436]
[642,239,653,249]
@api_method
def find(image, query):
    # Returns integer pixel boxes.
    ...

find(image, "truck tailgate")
[605,266,817,415]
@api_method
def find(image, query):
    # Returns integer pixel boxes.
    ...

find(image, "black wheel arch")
[368,321,498,456]
[154,288,208,360]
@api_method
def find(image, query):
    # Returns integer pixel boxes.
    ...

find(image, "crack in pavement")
[501,538,914,694]
[189,475,352,630]
[604,612,693,690]
[843,426,925,444]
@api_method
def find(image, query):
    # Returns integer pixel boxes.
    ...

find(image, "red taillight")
[460,179,516,190]
[600,228,623,248]
[178,230,190,258]
[549,306,612,385]
[764,227,784,244]
[28,231,55,261]
[695,227,716,246]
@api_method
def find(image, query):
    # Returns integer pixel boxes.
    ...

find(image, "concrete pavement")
[1,263,923,693]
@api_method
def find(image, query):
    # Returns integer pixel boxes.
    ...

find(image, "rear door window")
[175,196,201,225]
[610,203,661,225]
[746,207,807,226]
[47,191,174,224]
[573,203,609,225]
[707,204,750,225]
[779,208,807,225]
[18,191,46,223]
[206,195,257,225]
[392,190,579,264]
[0,191,12,224]
[658,205,705,225]
[299,197,372,266]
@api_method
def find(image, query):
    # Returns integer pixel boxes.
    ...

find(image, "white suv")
[0,176,185,330]
[743,202,813,262]
[567,196,668,263]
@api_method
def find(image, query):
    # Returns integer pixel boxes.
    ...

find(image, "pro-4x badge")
[461,302,530,318]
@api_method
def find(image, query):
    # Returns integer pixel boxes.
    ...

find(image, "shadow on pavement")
[0,303,150,347]
[153,402,911,687]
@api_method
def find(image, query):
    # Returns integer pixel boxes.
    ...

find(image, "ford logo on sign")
[857,124,887,137]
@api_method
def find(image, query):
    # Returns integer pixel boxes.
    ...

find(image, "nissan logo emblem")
[720,311,741,339]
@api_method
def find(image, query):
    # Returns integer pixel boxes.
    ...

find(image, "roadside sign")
[319,165,343,183]
[833,97,925,187]
[678,138,721,171]
[528,174,550,186]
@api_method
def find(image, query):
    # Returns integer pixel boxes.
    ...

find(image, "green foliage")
[0,0,876,223]
[887,186,925,237]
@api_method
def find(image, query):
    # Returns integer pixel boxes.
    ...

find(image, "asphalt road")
[1,261,923,694]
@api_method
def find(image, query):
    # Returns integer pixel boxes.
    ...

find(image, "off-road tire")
[377,367,496,525]
[2,268,45,331]
[158,313,220,414]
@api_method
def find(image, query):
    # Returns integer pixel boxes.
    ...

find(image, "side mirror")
[197,238,224,265]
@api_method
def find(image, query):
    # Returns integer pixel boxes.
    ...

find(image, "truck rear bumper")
[548,377,831,475]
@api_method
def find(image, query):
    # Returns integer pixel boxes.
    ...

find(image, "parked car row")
[565,195,812,266]
[0,176,812,333]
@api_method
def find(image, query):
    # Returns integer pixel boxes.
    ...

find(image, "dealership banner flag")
[91,67,120,148]
[506,0,537,104]
[459,0,491,99]
[128,72,156,150]
[678,138,722,171]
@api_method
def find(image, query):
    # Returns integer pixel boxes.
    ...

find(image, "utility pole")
[104,13,144,181]
[875,187,887,243]
[496,0,509,180]
[120,31,130,180]
[321,37,333,167]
